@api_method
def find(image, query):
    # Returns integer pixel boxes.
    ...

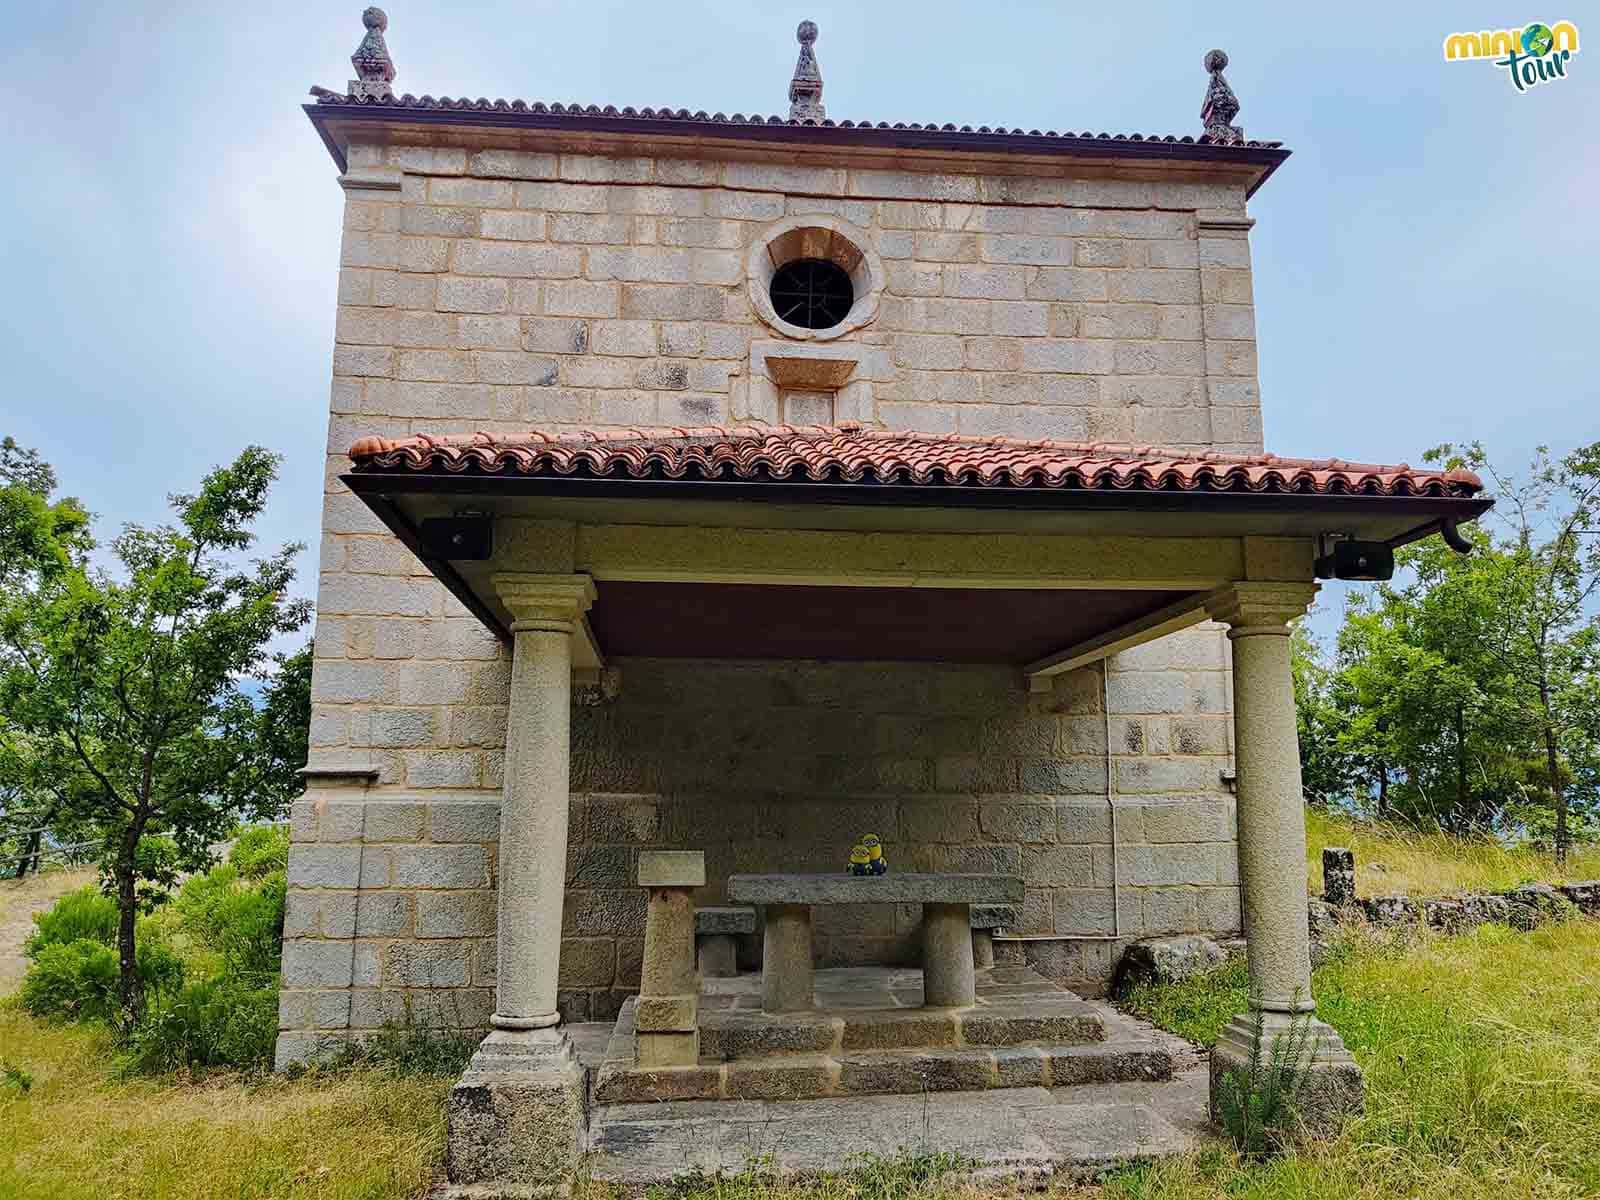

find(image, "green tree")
[0,438,93,877]
[1290,620,1355,806]
[0,447,311,1027]
[1433,441,1600,861]
[1315,442,1600,854]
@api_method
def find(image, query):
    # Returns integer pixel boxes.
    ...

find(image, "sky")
[2,2,1597,643]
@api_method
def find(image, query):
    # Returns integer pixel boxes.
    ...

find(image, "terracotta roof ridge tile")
[306,89,1285,149]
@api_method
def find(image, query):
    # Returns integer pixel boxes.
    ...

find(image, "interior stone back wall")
[278,632,1239,1060]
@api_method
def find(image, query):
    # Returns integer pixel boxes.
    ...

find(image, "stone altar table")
[726,873,1024,1013]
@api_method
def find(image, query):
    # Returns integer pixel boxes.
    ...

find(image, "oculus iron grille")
[768,257,854,330]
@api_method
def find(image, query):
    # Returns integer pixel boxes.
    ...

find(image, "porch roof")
[347,423,1485,510]
[342,425,1491,667]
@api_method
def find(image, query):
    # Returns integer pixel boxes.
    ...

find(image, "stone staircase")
[589,965,1181,1108]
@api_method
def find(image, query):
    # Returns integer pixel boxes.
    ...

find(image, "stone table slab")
[727,873,1023,905]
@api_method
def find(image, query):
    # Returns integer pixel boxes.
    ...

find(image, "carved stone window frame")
[746,215,885,342]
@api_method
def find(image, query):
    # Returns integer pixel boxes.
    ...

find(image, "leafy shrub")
[228,825,289,880]
[19,937,183,1023]
[1213,1001,1315,1157]
[23,886,118,958]
[170,863,285,986]
[120,978,279,1074]
[0,1060,31,1094]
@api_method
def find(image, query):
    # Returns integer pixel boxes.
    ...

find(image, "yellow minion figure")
[861,833,888,876]
[848,844,872,876]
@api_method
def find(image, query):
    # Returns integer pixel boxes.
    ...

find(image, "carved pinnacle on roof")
[788,20,825,123]
[1200,49,1243,144]
[349,7,396,100]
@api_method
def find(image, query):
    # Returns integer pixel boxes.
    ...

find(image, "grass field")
[1112,918,1600,1200]
[0,1010,448,1200]
[1304,809,1600,898]
[3,829,1598,1200]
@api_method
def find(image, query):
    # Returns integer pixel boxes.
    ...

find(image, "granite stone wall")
[278,629,1240,1063]
[280,141,1264,1064]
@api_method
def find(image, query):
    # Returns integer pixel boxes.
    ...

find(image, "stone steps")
[699,996,1108,1061]
[584,1066,1212,1186]
[591,998,1173,1105]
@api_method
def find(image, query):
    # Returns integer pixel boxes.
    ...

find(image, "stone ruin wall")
[279,142,1263,1062]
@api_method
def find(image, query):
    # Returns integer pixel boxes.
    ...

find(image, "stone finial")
[1200,48,1243,143]
[788,20,825,123]
[349,6,396,100]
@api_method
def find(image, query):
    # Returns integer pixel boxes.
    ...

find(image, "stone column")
[695,906,755,978]
[636,851,705,1068]
[446,573,596,1195]
[490,573,596,1032]
[922,902,976,1008]
[1206,583,1363,1135]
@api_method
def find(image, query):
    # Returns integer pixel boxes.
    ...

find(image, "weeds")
[325,1007,479,1079]
[1213,999,1314,1157]
[633,1151,970,1200]
[1,1060,31,1094]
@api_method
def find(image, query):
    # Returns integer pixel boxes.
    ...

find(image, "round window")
[767,258,855,331]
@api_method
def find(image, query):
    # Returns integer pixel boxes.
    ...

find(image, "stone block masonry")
[279,627,1240,1062]
[285,139,1264,1063]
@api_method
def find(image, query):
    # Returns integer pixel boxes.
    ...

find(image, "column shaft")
[492,622,574,1030]
[1230,625,1314,1013]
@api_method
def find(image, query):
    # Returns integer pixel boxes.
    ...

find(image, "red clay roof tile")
[306,90,1284,150]
[346,425,1484,499]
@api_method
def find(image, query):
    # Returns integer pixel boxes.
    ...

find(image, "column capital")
[1204,581,1318,636]
[492,573,596,632]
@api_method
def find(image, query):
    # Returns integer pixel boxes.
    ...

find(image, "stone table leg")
[971,927,995,970]
[922,902,975,1007]
[637,850,706,1068]
[698,933,739,978]
[761,903,814,1013]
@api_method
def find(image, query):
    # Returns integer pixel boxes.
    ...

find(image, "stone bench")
[695,906,755,978]
[726,873,1024,1013]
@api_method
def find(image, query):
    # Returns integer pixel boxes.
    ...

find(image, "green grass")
[0,1007,450,1200]
[5,823,1599,1200]
[1304,809,1600,898]
[1111,918,1600,1200]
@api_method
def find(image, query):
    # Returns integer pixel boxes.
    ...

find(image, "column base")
[491,1010,562,1031]
[1208,1011,1364,1141]
[445,1029,585,1197]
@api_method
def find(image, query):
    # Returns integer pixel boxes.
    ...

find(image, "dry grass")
[0,868,97,993]
[0,1009,449,1200]
[1303,809,1600,898]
